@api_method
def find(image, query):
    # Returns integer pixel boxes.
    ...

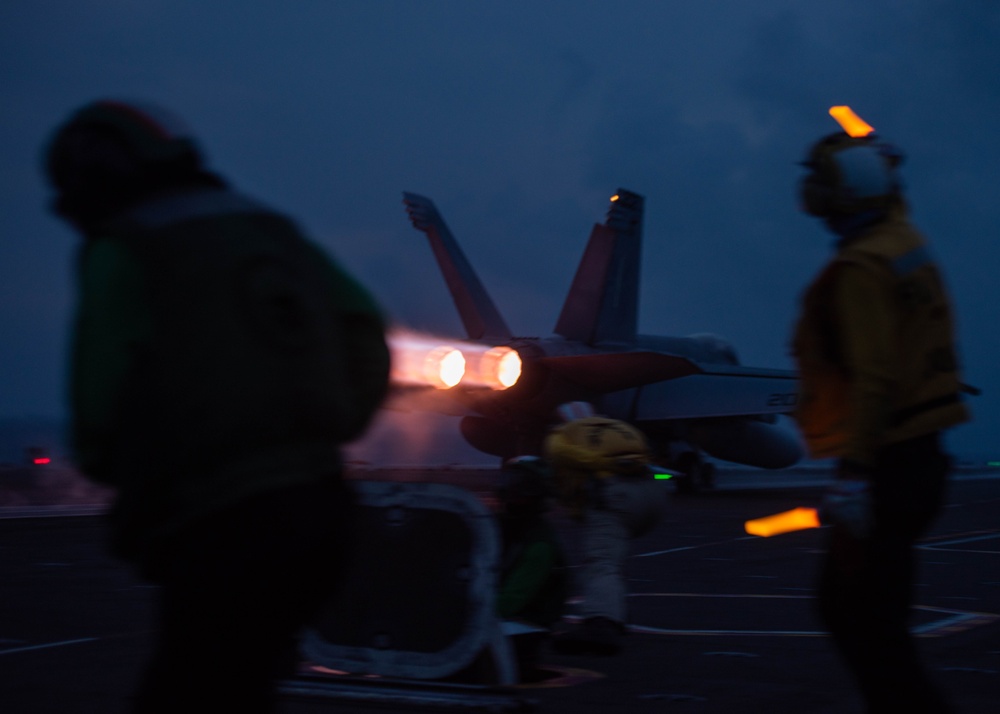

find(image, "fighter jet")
[394,189,803,491]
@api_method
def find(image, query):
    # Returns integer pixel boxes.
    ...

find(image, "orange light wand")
[829,106,875,138]
[745,507,822,537]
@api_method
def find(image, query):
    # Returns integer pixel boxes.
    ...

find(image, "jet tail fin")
[554,189,643,344]
[403,192,512,342]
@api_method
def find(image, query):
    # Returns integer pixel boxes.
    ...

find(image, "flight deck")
[2,465,998,713]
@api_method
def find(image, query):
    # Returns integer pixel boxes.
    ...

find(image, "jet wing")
[539,351,701,392]
[626,365,799,421]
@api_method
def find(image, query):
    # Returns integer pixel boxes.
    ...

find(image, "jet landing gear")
[672,452,716,495]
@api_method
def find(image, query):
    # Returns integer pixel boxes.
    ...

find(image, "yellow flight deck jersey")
[791,205,970,466]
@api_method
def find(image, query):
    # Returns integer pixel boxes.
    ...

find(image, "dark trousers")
[132,479,352,714]
[817,433,952,714]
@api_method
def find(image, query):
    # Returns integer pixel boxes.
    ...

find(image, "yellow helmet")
[544,416,650,478]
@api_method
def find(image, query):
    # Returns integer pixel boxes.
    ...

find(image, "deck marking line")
[0,637,98,656]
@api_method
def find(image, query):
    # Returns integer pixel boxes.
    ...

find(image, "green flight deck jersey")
[70,187,390,562]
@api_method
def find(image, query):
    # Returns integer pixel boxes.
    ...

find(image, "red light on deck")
[33,457,51,465]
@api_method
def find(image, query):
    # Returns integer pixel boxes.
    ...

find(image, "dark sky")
[2,1,997,461]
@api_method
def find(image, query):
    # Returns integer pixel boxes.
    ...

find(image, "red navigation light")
[26,447,51,466]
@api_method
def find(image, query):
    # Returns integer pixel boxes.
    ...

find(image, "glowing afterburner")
[470,346,522,390]
[389,333,465,389]
[387,330,521,390]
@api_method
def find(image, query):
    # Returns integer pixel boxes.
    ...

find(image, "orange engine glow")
[389,332,466,389]
[437,348,466,388]
[466,345,522,390]
[745,507,821,537]
[388,330,521,390]
[829,105,875,138]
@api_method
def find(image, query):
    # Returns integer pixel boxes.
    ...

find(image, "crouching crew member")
[544,416,664,655]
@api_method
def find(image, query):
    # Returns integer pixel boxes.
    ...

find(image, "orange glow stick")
[745,507,821,537]
[829,106,875,138]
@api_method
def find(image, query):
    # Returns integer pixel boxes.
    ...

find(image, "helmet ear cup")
[46,123,151,227]
[47,124,143,194]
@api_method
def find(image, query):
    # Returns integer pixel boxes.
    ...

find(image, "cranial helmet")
[45,99,206,228]
[47,99,202,172]
[545,416,651,478]
[798,110,904,218]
